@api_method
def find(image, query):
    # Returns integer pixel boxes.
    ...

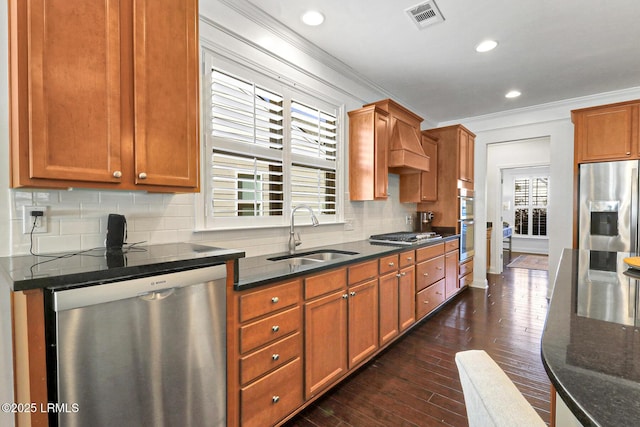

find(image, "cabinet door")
[445,251,459,299]
[398,265,415,332]
[378,272,399,346]
[304,290,348,399]
[348,279,379,368]
[575,104,636,162]
[133,0,199,189]
[420,136,438,201]
[458,129,474,183]
[25,0,123,183]
[373,111,390,199]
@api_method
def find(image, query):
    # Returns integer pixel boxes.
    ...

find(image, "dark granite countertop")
[542,249,640,427]
[235,235,459,290]
[0,243,245,292]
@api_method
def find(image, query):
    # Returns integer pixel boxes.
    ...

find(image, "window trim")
[195,49,345,231]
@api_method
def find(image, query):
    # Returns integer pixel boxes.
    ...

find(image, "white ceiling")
[244,0,640,123]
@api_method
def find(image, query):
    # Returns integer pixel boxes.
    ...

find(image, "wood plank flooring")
[285,258,551,426]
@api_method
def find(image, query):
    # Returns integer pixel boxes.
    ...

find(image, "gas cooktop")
[369,231,442,245]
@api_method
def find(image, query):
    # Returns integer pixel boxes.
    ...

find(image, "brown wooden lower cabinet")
[229,240,464,426]
[240,358,304,427]
[304,289,348,399]
[416,278,446,319]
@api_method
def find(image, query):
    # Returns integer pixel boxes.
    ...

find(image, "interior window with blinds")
[206,66,340,228]
[514,176,548,236]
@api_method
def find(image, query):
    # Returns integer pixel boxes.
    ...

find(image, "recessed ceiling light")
[505,90,521,99]
[475,40,498,53]
[301,10,325,26]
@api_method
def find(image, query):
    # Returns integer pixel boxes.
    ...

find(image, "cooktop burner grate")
[369,231,441,245]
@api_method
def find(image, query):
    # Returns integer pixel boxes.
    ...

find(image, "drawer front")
[416,255,445,292]
[240,306,301,354]
[416,279,445,320]
[399,250,416,268]
[445,239,459,253]
[459,258,474,278]
[379,254,399,275]
[348,260,378,285]
[240,332,302,386]
[416,242,444,262]
[459,273,473,289]
[305,268,346,300]
[241,358,303,427]
[240,280,302,322]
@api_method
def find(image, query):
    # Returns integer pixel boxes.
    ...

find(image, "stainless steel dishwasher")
[50,266,226,427]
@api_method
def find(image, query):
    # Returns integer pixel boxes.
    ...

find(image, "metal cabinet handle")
[396,273,402,278]
[435,291,443,295]
[423,273,429,276]
[138,172,147,179]
[423,300,429,304]
[401,272,407,276]
[342,294,349,299]
[112,170,122,178]
[272,396,280,404]
[388,262,395,267]
[272,354,280,361]
[271,297,279,303]
[436,266,443,270]
[350,291,356,297]
[272,325,280,332]
[406,257,413,261]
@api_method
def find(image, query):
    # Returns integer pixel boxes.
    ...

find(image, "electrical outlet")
[23,206,49,234]
[405,215,413,225]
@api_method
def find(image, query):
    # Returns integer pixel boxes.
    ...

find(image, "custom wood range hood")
[365,99,430,174]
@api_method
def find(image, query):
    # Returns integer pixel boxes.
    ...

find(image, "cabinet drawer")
[416,242,444,262]
[416,279,445,320]
[240,280,302,322]
[459,258,474,278]
[460,273,473,289]
[348,260,378,285]
[240,332,302,386]
[240,306,301,354]
[379,254,399,275]
[399,250,416,268]
[445,239,459,253]
[240,358,303,427]
[416,255,445,291]
[305,268,346,300]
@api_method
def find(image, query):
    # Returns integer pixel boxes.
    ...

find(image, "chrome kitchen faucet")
[289,205,320,253]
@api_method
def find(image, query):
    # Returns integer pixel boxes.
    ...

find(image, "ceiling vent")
[405,1,445,30]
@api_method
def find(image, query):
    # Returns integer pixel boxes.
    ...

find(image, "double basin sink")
[267,249,359,266]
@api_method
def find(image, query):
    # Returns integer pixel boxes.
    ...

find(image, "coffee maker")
[415,211,434,233]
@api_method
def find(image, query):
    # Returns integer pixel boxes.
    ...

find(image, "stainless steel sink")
[267,249,359,264]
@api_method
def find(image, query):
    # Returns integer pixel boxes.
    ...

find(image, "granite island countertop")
[542,249,640,426]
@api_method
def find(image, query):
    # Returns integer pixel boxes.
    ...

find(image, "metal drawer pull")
[272,354,280,361]
[271,297,279,303]
[407,257,413,261]
[350,291,356,297]
[423,300,429,304]
[272,325,279,332]
[138,172,147,179]
[388,262,395,267]
[272,396,280,404]
[112,170,122,178]
[342,294,349,299]
[401,272,407,276]
[396,273,402,278]
[435,291,443,295]
[423,273,429,276]
[436,266,443,270]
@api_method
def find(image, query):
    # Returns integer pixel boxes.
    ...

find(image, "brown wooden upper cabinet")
[400,134,438,203]
[348,106,389,200]
[418,124,475,228]
[9,0,200,192]
[572,100,640,163]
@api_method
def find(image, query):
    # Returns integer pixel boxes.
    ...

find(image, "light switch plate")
[23,206,48,234]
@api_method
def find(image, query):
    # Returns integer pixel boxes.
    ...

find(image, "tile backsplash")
[9,175,416,257]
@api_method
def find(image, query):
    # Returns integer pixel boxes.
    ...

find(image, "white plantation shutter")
[201,57,342,229]
[210,69,284,218]
[290,101,337,216]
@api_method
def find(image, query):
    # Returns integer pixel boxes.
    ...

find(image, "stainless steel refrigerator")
[579,160,639,252]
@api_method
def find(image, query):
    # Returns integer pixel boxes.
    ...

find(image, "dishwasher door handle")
[138,288,176,301]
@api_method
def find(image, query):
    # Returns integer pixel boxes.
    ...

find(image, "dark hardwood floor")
[285,256,551,426]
